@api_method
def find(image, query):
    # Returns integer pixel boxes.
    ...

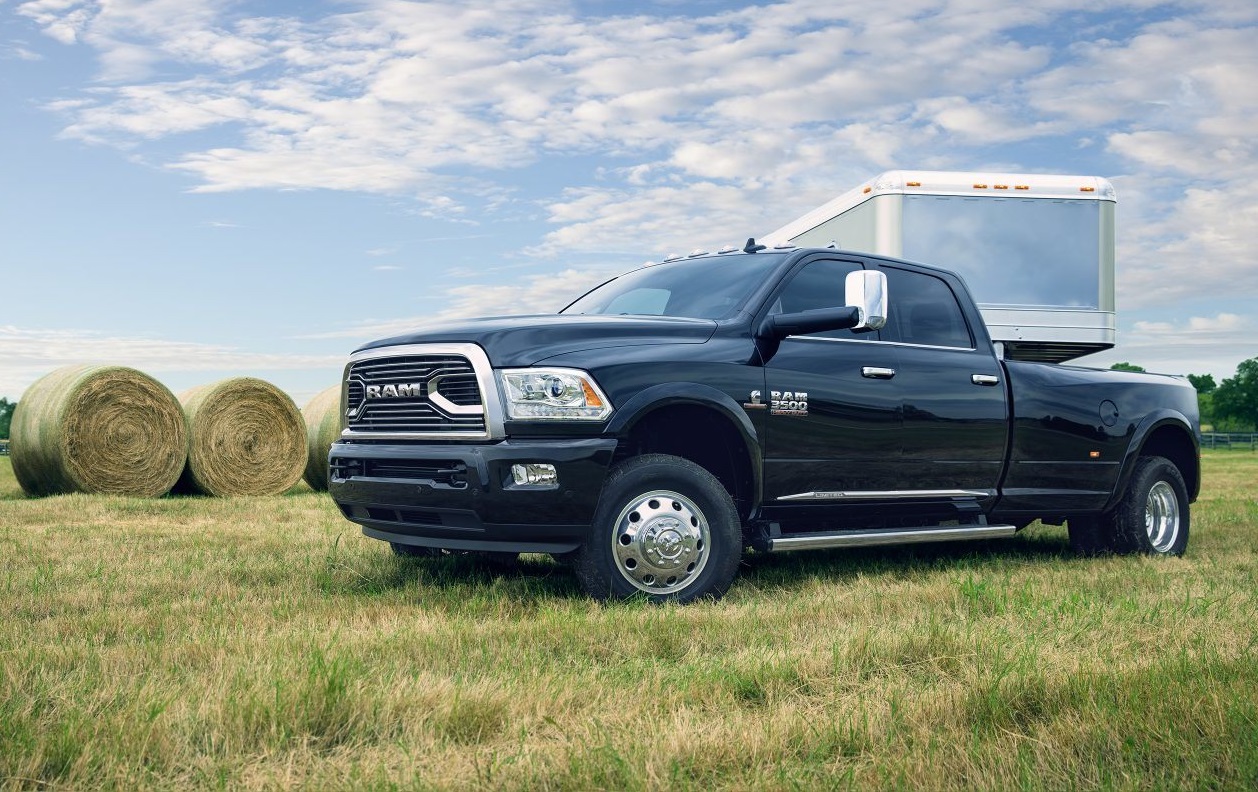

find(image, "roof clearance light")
[873,174,901,191]
[994,184,1008,190]
[862,186,872,194]
[687,249,709,257]
[717,245,738,254]
[906,181,921,187]
[973,183,988,189]
[1015,185,1030,190]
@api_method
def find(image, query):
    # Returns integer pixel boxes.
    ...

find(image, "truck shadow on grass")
[319,546,586,603]
[325,528,1081,604]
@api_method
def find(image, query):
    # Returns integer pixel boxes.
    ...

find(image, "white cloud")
[3,41,45,61]
[304,268,617,340]
[1082,312,1257,378]
[15,0,1258,323]
[0,325,342,399]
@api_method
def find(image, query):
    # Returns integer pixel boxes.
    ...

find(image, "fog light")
[511,463,558,487]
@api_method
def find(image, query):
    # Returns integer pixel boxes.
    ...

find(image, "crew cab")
[328,243,1200,602]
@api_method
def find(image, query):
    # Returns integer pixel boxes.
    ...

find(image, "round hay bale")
[302,385,343,491]
[177,377,306,497]
[10,364,187,498]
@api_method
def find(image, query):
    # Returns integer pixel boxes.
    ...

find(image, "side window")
[769,259,867,340]
[882,267,974,348]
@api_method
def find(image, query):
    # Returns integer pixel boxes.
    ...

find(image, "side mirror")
[759,270,890,341]
[762,306,861,339]
[759,269,889,340]
[845,269,886,332]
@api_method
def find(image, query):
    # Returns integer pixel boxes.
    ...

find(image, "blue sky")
[2,0,1256,404]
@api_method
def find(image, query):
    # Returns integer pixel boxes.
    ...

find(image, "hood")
[356,314,719,367]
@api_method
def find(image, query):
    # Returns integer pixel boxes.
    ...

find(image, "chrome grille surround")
[340,343,505,441]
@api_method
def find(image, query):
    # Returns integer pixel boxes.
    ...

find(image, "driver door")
[758,256,904,501]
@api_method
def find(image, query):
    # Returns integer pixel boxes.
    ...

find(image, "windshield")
[561,253,786,320]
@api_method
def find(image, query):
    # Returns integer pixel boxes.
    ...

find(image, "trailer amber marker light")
[863,186,872,193]
[1015,185,1030,190]
[1080,186,1096,192]
[1089,451,1102,458]
[973,183,988,188]
[994,184,1008,189]
[906,181,921,187]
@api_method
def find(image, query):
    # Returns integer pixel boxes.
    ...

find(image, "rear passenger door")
[875,263,1008,495]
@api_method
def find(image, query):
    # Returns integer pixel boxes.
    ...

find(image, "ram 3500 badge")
[328,242,1199,603]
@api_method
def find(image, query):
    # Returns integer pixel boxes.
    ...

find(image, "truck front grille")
[345,353,485,436]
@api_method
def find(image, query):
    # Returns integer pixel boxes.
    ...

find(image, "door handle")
[971,374,1000,386]
[861,366,896,379]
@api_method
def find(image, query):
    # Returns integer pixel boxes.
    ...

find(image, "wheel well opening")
[616,405,756,520]
[1141,425,1199,499]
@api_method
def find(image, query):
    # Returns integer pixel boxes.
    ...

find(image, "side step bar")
[767,524,1018,553]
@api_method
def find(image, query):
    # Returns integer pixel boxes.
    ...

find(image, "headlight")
[498,368,613,421]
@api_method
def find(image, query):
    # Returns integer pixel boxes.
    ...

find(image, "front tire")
[573,454,742,603]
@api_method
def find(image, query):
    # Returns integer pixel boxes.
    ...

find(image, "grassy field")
[1,452,1256,790]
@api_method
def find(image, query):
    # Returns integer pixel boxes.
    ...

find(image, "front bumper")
[328,438,618,554]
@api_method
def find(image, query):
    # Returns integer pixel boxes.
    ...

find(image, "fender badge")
[742,390,767,410]
[769,390,809,416]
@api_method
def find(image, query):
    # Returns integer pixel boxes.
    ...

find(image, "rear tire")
[1068,455,1189,557]
[1113,455,1189,556]
[573,454,742,603]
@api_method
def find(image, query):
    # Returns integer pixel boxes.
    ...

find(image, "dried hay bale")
[302,384,343,491]
[10,364,187,497]
[177,377,306,497]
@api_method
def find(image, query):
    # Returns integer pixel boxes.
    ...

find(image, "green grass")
[2,452,1256,790]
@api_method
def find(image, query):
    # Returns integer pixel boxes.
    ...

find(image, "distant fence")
[1202,432,1258,451]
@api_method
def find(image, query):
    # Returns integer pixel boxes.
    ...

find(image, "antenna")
[743,237,767,253]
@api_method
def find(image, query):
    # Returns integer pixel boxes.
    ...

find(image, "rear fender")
[1103,410,1201,512]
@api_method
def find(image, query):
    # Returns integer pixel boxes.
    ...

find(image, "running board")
[767,523,1018,553]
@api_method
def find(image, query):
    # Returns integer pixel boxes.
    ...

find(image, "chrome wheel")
[1145,479,1180,553]
[611,489,710,595]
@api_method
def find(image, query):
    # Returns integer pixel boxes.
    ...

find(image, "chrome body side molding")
[776,488,992,502]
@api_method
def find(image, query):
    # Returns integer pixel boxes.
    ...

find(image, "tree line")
[1111,356,1258,431]
[0,398,13,440]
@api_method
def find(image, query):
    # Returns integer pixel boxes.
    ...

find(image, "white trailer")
[763,170,1116,363]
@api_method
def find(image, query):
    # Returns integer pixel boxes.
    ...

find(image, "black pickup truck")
[328,243,1200,602]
